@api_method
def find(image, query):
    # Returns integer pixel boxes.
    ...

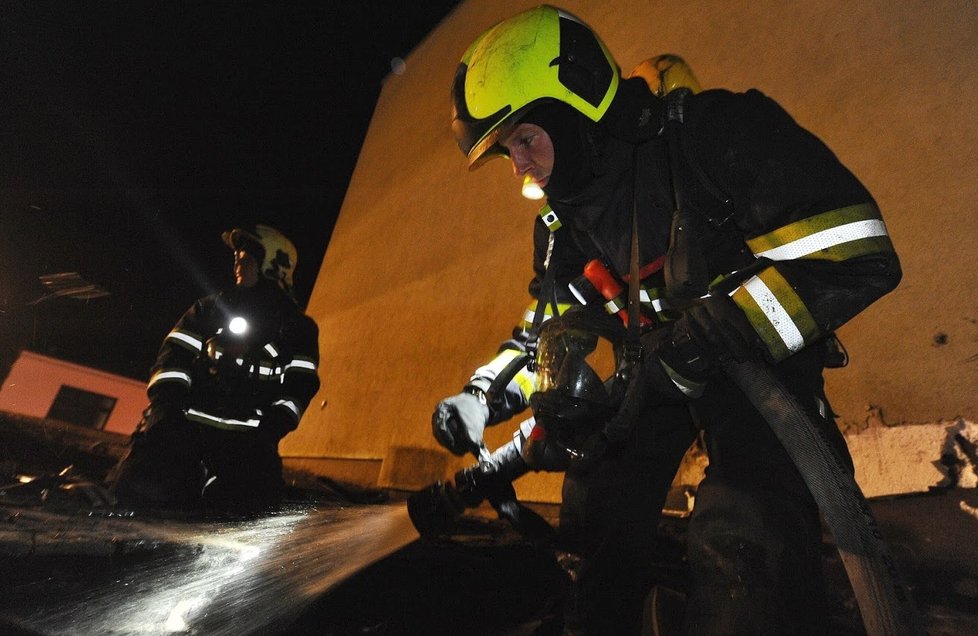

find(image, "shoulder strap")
[666,89,733,211]
[663,89,709,300]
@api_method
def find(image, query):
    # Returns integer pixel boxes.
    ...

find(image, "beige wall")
[285,1,978,500]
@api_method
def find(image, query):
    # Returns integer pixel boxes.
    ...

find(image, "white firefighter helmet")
[222,224,298,292]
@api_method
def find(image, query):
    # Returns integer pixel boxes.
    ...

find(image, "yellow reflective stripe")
[165,329,203,352]
[746,203,892,261]
[519,300,574,329]
[730,267,818,362]
[475,349,523,378]
[512,366,537,400]
[148,369,192,389]
[539,204,561,231]
[473,349,538,400]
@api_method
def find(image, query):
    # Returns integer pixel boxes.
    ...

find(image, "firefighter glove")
[432,388,490,456]
[147,383,190,419]
[259,406,295,444]
[641,295,761,399]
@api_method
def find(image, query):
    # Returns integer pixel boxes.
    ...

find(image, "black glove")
[641,295,762,399]
[432,388,490,456]
[147,384,190,419]
[259,406,295,445]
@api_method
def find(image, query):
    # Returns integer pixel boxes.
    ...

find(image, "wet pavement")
[2,486,977,635]
[1,412,977,635]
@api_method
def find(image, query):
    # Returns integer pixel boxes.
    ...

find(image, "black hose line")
[722,358,923,635]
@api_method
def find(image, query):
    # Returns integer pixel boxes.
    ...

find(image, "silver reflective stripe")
[512,417,536,453]
[754,219,888,261]
[264,343,279,357]
[660,360,705,398]
[149,370,192,388]
[166,331,203,351]
[286,359,317,372]
[185,408,260,428]
[739,277,805,353]
[273,399,300,418]
[603,299,622,313]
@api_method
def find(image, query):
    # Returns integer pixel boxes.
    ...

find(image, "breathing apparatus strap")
[485,230,559,404]
[528,231,561,366]
[663,88,710,300]
[624,150,643,364]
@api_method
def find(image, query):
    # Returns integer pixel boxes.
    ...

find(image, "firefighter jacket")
[470,78,901,423]
[145,279,320,437]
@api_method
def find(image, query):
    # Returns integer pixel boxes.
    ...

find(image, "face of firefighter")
[500,123,554,190]
[233,249,260,287]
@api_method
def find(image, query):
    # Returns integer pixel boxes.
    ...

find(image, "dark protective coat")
[109,279,320,507]
[471,79,901,634]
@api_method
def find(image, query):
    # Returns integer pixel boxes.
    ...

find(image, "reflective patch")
[754,219,889,261]
[473,349,538,400]
[539,204,561,231]
[185,408,261,430]
[285,358,317,373]
[165,330,203,352]
[148,369,192,388]
[519,299,572,330]
[660,360,705,398]
[746,203,893,262]
[273,399,301,419]
[730,267,817,361]
[742,276,805,352]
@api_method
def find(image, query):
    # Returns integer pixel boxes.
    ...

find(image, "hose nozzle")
[406,444,555,545]
[406,479,466,538]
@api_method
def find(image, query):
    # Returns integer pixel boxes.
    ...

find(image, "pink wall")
[0,351,147,435]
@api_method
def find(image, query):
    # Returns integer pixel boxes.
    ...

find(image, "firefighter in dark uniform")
[431,6,901,634]
[109,225,320,509]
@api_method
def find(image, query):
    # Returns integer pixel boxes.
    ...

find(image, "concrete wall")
[0,350,147,435]
[285,1,978,501]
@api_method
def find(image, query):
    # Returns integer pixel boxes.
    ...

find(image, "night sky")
[0,1,460,381]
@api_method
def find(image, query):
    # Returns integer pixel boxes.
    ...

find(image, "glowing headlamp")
[521,175,545,200]
[228,316,249,335]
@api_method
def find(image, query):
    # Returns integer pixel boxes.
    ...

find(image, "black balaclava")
[521,102,597,201]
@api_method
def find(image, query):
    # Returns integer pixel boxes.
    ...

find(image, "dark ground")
[1,413,977,635]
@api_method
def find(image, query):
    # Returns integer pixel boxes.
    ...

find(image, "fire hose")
[407,357,924,635]
[721,357,922,635]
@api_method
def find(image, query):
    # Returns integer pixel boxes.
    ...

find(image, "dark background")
[0,1,460,381]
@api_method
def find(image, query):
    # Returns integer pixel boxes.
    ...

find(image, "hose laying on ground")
[722,358,922,635]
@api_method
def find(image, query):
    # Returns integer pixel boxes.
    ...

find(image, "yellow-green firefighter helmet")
[451,5,620,168]
[222,224,298,292]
